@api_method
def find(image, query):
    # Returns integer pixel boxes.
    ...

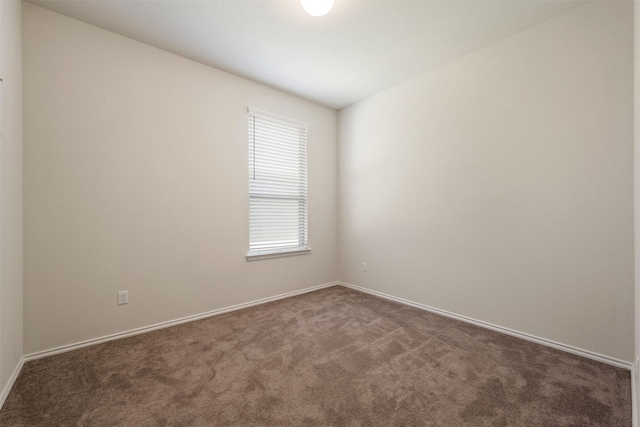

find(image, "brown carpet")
[0,286,631,426]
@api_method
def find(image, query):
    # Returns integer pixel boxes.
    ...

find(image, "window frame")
[246,107,311,261]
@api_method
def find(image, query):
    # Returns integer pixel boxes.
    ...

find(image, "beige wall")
[23,4,338,354]
[339,2,634,362]
[0,0,24,393]
[21,0,636,368]
[634,0,640,421]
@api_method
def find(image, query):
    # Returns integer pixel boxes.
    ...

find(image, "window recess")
[247,108,310,260]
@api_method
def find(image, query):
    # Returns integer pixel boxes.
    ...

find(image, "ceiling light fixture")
[301,0,334,17]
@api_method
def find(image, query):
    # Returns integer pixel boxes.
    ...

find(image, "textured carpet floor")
[0,286,631,426]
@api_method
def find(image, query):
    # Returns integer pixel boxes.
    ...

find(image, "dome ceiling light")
[301,0,334,17]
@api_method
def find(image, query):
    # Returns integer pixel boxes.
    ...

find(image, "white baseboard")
[338,282,633,371]
[0,356,25,410]
[4,280,635,423]
[24,281,340,362]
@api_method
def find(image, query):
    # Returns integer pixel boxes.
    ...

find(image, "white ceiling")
[28,0,587,110]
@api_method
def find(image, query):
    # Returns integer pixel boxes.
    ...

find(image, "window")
[247,108,310,259]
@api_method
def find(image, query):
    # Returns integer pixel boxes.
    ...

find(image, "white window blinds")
[248,108,309,258]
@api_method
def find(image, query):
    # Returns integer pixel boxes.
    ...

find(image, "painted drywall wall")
[23,4,338,354]
[339,2,633,362]
[634,0,640,420]
[0,0,24,394]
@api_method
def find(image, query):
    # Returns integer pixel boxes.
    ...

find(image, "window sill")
[246,248,311,261]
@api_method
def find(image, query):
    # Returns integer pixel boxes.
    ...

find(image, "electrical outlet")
[118,291,128,305]
[362,262,368,272]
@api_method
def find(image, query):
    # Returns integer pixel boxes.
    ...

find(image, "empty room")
[1,0,639,425]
